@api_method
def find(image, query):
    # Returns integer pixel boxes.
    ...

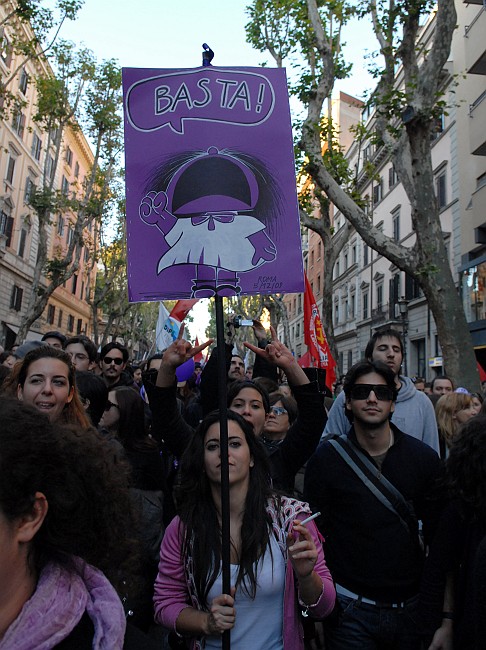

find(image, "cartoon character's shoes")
[192,280,217,298]
[216,284,241,297]
[193,288,216,298]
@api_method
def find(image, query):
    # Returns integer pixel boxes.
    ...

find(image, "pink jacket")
[154,497,335,649]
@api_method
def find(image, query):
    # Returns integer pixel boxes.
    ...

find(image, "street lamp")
[398,297,409,376]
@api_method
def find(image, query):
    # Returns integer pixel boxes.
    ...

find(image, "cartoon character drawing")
[139,147,277,298]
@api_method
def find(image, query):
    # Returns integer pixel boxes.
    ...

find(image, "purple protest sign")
[123,66,304,301]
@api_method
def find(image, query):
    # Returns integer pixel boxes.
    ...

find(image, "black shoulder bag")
[328,434,423,550]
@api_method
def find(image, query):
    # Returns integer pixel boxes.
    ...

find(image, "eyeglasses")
[349,384,394,401]
[103,356,124,366]
[270,406,288,416]
[104,401,120,411]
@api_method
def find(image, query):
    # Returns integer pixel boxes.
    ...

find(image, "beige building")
[282,92,362,360]
[284,1,486,382]
[0,4,96,349]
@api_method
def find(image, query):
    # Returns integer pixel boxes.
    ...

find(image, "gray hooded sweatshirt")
[321,376,439,453]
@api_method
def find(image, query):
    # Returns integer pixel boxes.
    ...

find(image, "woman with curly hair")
[420,415,486,649]
[2,345,90,428]
[0,397,158,649]
[434,392,476,458]
[154,410,335,649]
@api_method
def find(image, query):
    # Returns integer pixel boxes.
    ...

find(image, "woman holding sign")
[153,410,335,649]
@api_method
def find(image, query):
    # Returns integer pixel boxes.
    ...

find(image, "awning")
[4,322,43,342]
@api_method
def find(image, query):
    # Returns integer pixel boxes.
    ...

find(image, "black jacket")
[304,424,443,602]
[419,499,486,648]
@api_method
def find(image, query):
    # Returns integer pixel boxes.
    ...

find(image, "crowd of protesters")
[0,323,486,649]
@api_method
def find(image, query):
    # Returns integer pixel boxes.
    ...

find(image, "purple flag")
[123,66,304,301]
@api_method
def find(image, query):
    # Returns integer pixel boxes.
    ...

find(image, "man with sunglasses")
[99,342,130,388]
[305,360,442,650]
[322,328,439,452]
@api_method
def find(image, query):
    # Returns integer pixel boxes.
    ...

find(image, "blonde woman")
[435,392,476,457]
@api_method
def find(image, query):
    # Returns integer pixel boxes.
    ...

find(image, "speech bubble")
[124,67,275,135]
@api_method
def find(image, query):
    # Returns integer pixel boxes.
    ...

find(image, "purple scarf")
[0,559,126,649]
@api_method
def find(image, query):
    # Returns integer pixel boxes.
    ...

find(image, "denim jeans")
[324,593,422,650]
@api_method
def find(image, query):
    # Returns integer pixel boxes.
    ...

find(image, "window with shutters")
[392,208,400,241]
[19,68,29,95]
[0,29,12,67]
[12,110,26,139]
[18,228,27,257]
[25,177,36,203]
[31,133,42,160]
[363,292,369,319]
[57,215,64,237]
[372,179,383,206]
[47,304,55,325]
[61,175,70,196]
[46,155,55,182]
[10,285,23,311]
[0,209,14,247]
[435,168,447,209]
[6,155,16,185]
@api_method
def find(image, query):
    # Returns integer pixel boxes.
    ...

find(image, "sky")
[57,0,374,96]
[55,0,375,341]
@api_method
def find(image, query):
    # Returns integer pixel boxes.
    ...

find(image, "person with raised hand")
[147,325,327,493]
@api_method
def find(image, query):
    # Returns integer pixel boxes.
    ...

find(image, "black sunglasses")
[349,384,394,401]
[103,356,124,366]
[104,401,120,411]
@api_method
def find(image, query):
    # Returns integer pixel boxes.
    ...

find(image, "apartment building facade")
[284,1,486,382]
[0,3,96,349]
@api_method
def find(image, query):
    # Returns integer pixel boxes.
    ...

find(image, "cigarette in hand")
[299,512,321,526]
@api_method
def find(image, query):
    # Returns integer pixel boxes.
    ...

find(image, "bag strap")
[328,434,418,537]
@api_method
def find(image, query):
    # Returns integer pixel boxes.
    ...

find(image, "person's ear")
[250,457,254,468]
[66,386,74,404]
[17,384,23,401]
[17,492,48,543]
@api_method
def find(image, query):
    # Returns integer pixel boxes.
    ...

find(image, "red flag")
[303,272,337,390]
[169,299,199,322]
[193,337,203,363]
[477,360,486,383]
[297,350,315,368]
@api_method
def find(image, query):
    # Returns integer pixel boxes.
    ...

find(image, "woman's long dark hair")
[446,415,486,520]
[111,386,157,452]
[176,410,276,607]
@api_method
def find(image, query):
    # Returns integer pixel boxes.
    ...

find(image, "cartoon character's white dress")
[156,214,267,274]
